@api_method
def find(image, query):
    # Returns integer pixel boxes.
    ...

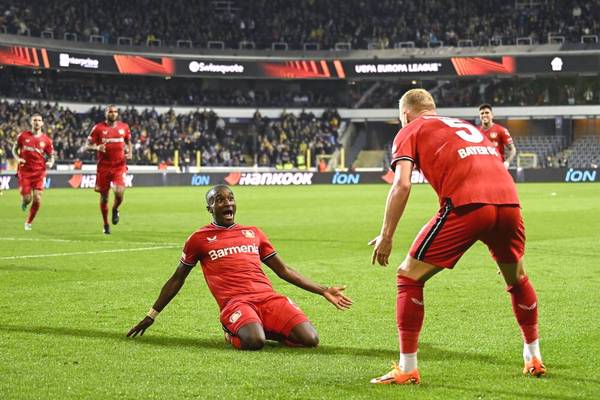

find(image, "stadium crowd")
[0,101,340,168]
[0,68,339,108]
[2,68,599,109]
[354,77,600,108]
[1,0,598,49]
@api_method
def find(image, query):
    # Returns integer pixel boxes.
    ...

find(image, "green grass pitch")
[1,183,599,399]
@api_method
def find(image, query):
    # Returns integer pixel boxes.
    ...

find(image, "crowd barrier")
[0,168,597,191]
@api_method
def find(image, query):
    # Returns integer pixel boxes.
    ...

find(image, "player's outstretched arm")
[126,263,193,337]
[264,255,352,310]
[369,159,413,266]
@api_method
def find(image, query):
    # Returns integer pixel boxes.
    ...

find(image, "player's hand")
[45,161,54,169]
[369,235,393,266]
[126,316,155,337]
[322,286,353,310]
[125,151,132,160]
[503,160,510,169]
[17,157,26,164]
[96,144,106,152]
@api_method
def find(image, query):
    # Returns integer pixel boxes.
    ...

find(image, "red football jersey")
[16,131,54,173]
[180,223,277,309]
[478,123,513,160]
[391,115,519,207]
[87,121,131,167]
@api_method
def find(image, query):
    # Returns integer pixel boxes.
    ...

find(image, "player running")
[478,103,517,169]
[127,185,352,350]
[11,114,55,230]
[369,89,544,385]
[85,105,132,234]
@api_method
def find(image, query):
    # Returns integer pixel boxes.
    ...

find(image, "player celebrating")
[11,114,55,230]
[85,105,132,234]
[127,185,352,350]
[478,104,517,169]
[369,89,544,385]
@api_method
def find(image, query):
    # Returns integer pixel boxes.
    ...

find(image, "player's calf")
[21,194,32,211]
[111,208,120,225]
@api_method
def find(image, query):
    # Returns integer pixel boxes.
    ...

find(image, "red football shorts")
[409,203,525,269]
[220,292,309,337]
[95,166,127,193]
[18,170,45,195]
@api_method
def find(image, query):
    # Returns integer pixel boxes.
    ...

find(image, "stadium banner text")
[0,169,597,190]
[1,46,598,78]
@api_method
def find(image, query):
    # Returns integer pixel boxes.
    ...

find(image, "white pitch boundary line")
[0,237,180,246]
[0,245,178,260]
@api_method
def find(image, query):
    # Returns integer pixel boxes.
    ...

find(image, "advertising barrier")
[0,169,597,190]
[1,45,598,79]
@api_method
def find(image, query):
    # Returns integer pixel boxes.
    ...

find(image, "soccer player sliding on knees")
[127,185,352,350]
[369,89,544,385]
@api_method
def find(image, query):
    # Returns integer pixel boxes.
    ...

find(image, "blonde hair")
[399,89,436,114]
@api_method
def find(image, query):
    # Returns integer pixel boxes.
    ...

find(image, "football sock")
[399,352,418,372]
[113,193,123,210]
[396,275,425,367]
[523,339,542,361]
[27,200,40,224]
[228,335,242,349]
[507,276,539,345]
[100,200,109,225]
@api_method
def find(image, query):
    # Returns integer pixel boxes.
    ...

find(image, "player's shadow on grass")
[427,382,582,400]
[0,324,533,368]
[0,324,225,350]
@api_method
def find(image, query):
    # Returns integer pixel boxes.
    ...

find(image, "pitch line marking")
[0,245,178,260]
[0,237,180,246]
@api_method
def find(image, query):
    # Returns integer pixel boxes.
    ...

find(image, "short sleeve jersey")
[180,223,277,309]
[391,115,519,208]
[479,123,513,160]
[87,121,131,168]
[16,131,54,173]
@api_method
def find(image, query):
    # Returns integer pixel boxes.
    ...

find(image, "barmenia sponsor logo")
[208,244,259,260]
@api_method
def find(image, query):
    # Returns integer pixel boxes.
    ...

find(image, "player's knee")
[301,332,319,348]
[241,335,266,350]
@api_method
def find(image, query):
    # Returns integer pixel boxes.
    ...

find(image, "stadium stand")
[0,101,341,167]
[356,77,600,108]
[1,0,599,49]
[511,136,565,168]
[561,136,600,168]
[0,68,340,108]
[2,67,599,108]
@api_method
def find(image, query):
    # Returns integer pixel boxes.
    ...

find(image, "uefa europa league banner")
[1,45,599,79]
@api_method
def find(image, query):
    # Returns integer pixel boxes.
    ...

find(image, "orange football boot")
[370,363,421,385]
[523,357,546,377]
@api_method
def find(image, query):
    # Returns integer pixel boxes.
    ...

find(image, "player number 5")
[432,116,484,143]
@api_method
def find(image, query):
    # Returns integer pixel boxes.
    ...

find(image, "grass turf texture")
[0,183,599,399]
